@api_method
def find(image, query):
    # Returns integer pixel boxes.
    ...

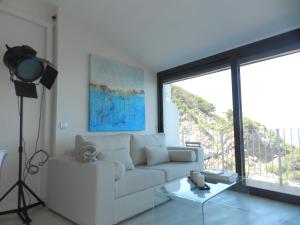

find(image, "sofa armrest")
[167,146,204,171]
[47,156,115,225]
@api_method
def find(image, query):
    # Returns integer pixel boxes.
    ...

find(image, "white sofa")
[47,133,204,225]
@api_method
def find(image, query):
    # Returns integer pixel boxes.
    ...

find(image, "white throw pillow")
[144,146,170,166]
[97,148,135,170]
[130,133,166,165]
[112,161,126,181]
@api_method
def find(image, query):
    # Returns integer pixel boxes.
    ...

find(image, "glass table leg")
[201,204,205,225]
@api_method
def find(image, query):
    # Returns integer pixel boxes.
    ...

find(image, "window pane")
[241,52,300,196]
[163,69,235,171]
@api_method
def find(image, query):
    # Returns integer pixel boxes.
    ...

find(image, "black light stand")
[0,44,58,224]
[0,96,45,224]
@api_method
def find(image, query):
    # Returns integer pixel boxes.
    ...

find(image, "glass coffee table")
[153,176,249,225]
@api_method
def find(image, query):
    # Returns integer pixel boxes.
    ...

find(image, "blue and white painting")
[89,55,145,131]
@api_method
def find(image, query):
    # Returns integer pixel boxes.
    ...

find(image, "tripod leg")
[20,185,31,223]
[21,181,45,205]
[0,181,18,201]
[17,211,27,224]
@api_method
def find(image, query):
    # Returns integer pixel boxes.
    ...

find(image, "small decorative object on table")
[201,169,238,183]
[190,170,201,181]
[189,170,210,190]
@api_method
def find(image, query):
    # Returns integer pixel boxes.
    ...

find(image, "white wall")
[0,0,56,23]
[0,1,158,211]
[0,2,54,210]
[163,84,180,146]
[54,8,158,153]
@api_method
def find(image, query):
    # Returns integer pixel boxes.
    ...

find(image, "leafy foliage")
[171,84,300,183]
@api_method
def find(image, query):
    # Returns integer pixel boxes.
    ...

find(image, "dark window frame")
[157,28,300,205]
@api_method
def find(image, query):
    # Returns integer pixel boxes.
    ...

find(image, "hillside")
[171,85,300,183]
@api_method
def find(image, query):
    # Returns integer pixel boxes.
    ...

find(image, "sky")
[172,52,300,130]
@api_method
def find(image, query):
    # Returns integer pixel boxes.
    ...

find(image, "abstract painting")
[89,54,145,131]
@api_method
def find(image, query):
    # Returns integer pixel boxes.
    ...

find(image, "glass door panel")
[163,69,236,171]
[240,52,300,196]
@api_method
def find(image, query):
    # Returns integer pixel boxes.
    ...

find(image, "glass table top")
[155,176,244,204]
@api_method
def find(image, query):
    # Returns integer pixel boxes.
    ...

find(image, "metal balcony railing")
[182,128,300,188]
[244,128,300,187]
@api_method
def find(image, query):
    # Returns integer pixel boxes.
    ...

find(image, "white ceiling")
[40,0,300,72]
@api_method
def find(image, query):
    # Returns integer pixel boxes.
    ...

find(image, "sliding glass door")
[163,69,236,171]
[158,29,300,204]
[240,52,300,196]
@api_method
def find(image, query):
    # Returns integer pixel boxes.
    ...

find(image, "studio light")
[0,44,58,225]
[3,45,58,98]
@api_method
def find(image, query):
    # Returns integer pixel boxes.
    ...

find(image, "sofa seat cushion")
[115,168,165,198]
[139,162,200,182]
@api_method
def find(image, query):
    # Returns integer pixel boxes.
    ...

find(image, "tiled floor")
[0,193,299,225]
[120,192,300,225]
[0,207,73,225]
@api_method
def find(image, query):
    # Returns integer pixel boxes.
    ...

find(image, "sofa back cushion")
[130,133,165,165]
[75,134,135,170]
